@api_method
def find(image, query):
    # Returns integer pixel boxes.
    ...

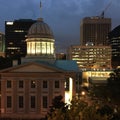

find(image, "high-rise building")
[5,19,36,58]
[80,16,111,45]
[0,32,5,52]
[108,25,120,68]
[0,32,5,57]
[68,44,112,70]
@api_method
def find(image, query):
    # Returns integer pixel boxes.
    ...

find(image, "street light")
[81,91,85,96]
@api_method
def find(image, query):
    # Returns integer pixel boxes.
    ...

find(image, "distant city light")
[14,30,24,32]
[81,91,85,96]
[6,22,14,25]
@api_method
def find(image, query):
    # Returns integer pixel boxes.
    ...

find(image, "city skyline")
[0,0,120,52]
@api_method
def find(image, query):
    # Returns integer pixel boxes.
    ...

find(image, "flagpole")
[40,0,42,18]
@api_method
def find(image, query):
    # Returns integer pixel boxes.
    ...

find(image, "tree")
[107,68,120,104]
[89,68,120,106]
[47,95,68,120]
[47,96,115,120]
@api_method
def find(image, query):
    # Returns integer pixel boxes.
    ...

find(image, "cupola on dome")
[27,18,54,39]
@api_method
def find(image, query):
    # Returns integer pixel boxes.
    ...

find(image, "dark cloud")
[0,0,120,52]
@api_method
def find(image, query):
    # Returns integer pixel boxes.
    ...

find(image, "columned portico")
[26,38,55,56]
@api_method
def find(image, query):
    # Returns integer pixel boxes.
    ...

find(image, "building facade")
[5,19,36,58]
[82,70,112,86]
[0,32,5,57]
[0,62,76,119]
[108,25,120,68]
[80,16,111,45]
[0,17,78,119]
[68,45,112,70]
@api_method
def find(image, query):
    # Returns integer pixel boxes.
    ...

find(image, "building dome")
[27,18,54,39]
[26,18,55,59]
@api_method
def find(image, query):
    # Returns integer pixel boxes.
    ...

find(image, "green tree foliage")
[47,95,68,120]
[47,96,120,120]
[90,68,120,105]
[108,68,120,102]
[46,67,120,120]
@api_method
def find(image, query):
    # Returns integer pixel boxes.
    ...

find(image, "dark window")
[7,80,12,88]
[0,80,1,91]
[19,80,24,88]
[7,96,12,108]
[43,80,47,88]
[55,80,59,88]
[31,80,36,88]
[43,96,47,108]
[31,96,35,108]
[0,97,1,108]
[19,96,24,108]
[7,80,11,88]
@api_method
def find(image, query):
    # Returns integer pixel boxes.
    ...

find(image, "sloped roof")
[0,60,79,73]
[23,60,79,72]
[0,62,64,73]
[54,60,79,72]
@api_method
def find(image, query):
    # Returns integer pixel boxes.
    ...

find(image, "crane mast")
[100,0,113,18]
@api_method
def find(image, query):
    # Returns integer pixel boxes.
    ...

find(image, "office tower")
[108,25,120,68]
[0,32,5,52]
[80,16,111,45]
[56,53,66,60]
[68,44,112,70]
[5,19,36,58]
[0,32,5,56]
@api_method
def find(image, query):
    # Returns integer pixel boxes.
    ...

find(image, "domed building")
[22,18,55,63]
[0,17,78,119]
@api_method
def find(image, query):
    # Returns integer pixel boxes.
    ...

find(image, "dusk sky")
[0,0,120,52]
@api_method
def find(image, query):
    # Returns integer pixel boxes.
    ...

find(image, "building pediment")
[0,62,63,73]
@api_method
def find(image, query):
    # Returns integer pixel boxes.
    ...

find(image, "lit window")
[47,42,51,54]
[65,79,69,91]
[36,42,41,54]
[14,30,24,32]
[51,43,54,54]
[42,42,46,54]
[31,42,35,54]
[6,22,13,25]
[27,42,31,54]
[31,80,36,88]
[9,42,13,45]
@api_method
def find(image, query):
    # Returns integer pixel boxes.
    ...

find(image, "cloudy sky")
[0,0,120,52]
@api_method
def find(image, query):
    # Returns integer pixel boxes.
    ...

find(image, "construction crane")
[100,0,113,18]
